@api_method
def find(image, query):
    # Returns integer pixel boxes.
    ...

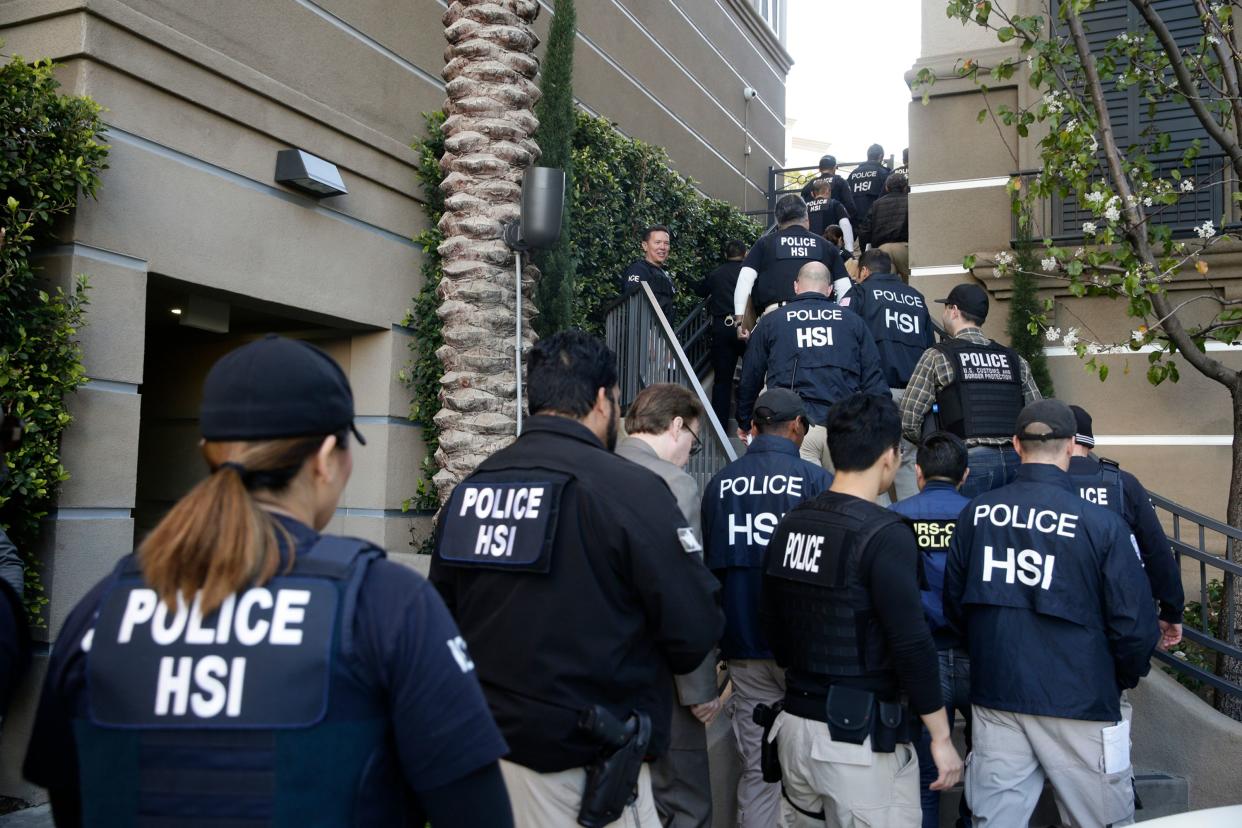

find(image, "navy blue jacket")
[736,292,888,429]
[891,481,971,650]
[850,273,935,388]
[846,161,892,226]
[944,463,1158,722]
[702,435,832,659]
[1069,456,1185,624]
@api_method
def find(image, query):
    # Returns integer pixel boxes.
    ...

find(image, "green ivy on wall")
[0,55,108,624]
[404,109,761,518]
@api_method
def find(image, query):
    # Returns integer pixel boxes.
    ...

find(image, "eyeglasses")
[684,426,703,457]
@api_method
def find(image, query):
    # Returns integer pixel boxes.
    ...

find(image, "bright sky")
[784,0,922,170]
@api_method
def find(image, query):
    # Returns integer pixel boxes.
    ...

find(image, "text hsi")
[459,485,547,558]
[780,235,818,257]
[117,587,312,719]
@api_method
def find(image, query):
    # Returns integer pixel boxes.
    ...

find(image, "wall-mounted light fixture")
[275,149,347,198]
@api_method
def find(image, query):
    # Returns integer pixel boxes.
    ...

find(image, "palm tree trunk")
[434,0,541,501]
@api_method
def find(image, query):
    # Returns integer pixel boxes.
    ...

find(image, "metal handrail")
[604,283,738,493]
[673,302,713,377]
[764,157,896,226]
[1147,491,1242,699]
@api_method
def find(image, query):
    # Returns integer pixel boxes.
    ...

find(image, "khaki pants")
[501,759,661,828]
[877,388,918,507]
[799,424,835,473]
[773,712,921,828]
[967,705,1134,828]
[879,242,910,280]
[727,660,786,828]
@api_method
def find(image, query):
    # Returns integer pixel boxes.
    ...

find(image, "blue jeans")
[916,649,972,828]
[960,445,1020,499]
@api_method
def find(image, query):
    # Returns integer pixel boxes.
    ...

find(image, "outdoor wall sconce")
[274,149,348,198]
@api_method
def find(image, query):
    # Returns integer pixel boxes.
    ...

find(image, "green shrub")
[0,55,108,624]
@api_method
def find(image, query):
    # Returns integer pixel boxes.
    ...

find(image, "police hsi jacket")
[430,415,723,773]
[736,291,889,429]
[944,463,1159,722]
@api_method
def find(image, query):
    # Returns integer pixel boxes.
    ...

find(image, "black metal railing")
[1149,491,1242,700]
[673,302,713,378]
[764,157,895,227]
[605,283,737,492]
[1010,152,1238,246]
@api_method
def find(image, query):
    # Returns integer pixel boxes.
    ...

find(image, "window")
[752,0,781,36]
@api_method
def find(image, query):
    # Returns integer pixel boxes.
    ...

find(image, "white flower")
[1131,329,1147,343]
[1041,256,1058,271]
[1086,342,1103,355]
[1180,178,1195,192]
[1075,247,1086,258]
[1143,196,1154,207]
[1045,326,1062,342]
[1063,118,1079,135]
[995,251,1015,267]
[1208,34,1221,45]
[1104,204,1121,222]
[1083,221,1098,235]
[1195,220,1216,239]
[1085,191,1106,204]
[1062,328,1080,347]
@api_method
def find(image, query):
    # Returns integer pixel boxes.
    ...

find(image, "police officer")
[846,144,892,230]
[616,384,719,828]
[734,195,850,328]
[696,240,748,429]
[761,393,963,827]
[890,432,973,828]
[1069,405,1184,650]
[0,407,30,726]
[806,179,854,249]
[621,224,678,322]
[850,249,935,502]
[858,173,910,279]
[736,261,888,472]
[944,399,1158,827]
[23,335,512,826]
[431,330,723,828]
[799,155,858,220]
[900,283,1042,498]
[702,389,831,828]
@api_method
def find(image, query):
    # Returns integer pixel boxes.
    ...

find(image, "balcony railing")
[1010,152,1238,246]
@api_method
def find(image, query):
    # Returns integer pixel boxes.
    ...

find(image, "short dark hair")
[757,414,804,436]
[811,178,830,195]
[724,239,747,259]
[642,224,671,242]
[824,394,901,472]
[527,330,618,418]
[867,143,884,162]
[886,172,908,193]
[775,194,808,224]
[917,431,968,483]
[625,384,702,435]
[823,225,844,246]
[859,249,892,273]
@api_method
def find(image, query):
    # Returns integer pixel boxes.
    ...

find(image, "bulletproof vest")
[78,537,400,827]
[764,497,906,679]
[1071,458,1124,516]
[933,338,1025,439]
[753,233,827,310]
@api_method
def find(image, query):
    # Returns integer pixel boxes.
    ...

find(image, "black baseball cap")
[1014,399,1077,441]
[1070,404,1095,447]
[754,388,806,424]
[935,283,990,322]
[819,155,837,169]
[200,334,366,445]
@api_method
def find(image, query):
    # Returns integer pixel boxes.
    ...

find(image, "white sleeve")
[840,217,855,253]
[734,267,758,316]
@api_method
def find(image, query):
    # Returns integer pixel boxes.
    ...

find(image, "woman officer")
[23,335,513,827]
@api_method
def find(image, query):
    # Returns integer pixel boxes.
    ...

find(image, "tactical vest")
[933,337,1025,439]
[78,537,401,827]
[764,497,907,680]
[1071,458,1125,516]
[753,233,827,310]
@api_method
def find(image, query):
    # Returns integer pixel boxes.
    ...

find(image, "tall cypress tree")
[532,0,576,335]
[1009,200,1054,396]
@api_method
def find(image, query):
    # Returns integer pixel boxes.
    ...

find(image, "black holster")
[577,706,652,828]
[752,701,783,783]
[825,686,914,753]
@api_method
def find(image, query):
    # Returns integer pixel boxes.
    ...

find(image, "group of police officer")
[0,174,1184,828]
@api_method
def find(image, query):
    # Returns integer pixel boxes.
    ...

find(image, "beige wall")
[910,0,1236,531]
